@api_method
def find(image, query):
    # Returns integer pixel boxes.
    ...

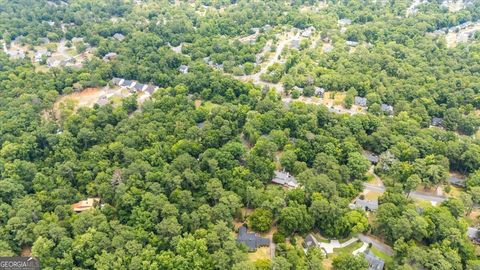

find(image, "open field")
[248,247,270,262]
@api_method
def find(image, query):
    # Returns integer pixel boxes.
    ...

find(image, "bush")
[273,232,285,244]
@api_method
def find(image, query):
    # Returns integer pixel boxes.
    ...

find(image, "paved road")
[358,234,394,256]
[363,183,447,203]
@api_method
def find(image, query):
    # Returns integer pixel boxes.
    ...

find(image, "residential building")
[134,83,146,92]
[449,175,466,187]
[363,151,379,164]
[315,87,325,97]
[121,80,133,88]
[145,85,157,95]
[346,40,359,47]
[178,64,189,74]
[113,33,126,41]
[103,52,117,61]
[72,198,100,212]
[431,117,444,127]
[364,251,385,270]
[303,234,320,249]
[291,39,300,50]
[353,198,378,211]
[272,170,299,188]
[380,104,393,115]
[236,225,270,252]
[34,49,51,62]
[354,96,367,107]
[112,77,124,86]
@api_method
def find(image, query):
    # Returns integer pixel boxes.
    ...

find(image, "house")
[431,117,444,127]
[302,26,315,37]
[354,96,367,107]
[112,77,124,86]
[7,50,25,59]
[134,83,146,92]
[103,52,117,61]
[364,251,385,270]
[34,49,51,62]
[121,80,133,88]
[291,39,300,50]
[145,85,157,95]
[237,225,270,252]
[72,198,100,212]
[96,96,109,106]
[449,175,466,187]
[315,87,325,97]
[303,234,320,249]
[178,64,189,74]
[380,104,393,115]
[272,170,299,188]
[468,227,480,244]
[363,151,379,164]
[338,18,352,26]
[263,24,272,32]
[346,40,359,47]
[354,198,378,211]
[113,33,126,41]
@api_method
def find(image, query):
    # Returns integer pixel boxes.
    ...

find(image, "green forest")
[0,0,480,269]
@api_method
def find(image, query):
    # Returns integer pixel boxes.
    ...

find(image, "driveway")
[363,183,447,203]
[358,234,393,256]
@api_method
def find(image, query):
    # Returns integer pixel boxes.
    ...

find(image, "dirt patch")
[248,247,271,262]
[53,87,104,117]
[194,99,202,108]
[21,245,31,256]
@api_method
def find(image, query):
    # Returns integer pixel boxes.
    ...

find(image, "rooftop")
[354,96,367,107]
[237,225,270,251]
[72,198,100,212]
[272,170,299,188]
[364,251,385,270]
[355,198,378,211]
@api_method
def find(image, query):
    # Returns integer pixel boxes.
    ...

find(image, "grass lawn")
[248,247,270,262]
[370,246,394,267]
[332,241,362,255]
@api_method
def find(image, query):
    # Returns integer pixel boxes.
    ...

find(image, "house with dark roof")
[303,234,320,249]
[354,96,367,107]
[134,83,146,92]
[121,80,133,88]
[272,170,299,188]
[112,77,124,86]
[364,251,385,270]
[380,104,393,115]
[145,85,157,95]
[236,225,270,252]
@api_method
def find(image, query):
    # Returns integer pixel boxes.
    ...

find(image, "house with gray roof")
[354,96,367,107]
[113,33,126,41]
[431,117,444,127]
[354,198,378,211]
[363,151,379,164]
[103,52,117,61]
[112,77,124,86]
[178,64,189,74]
[380,104,393,115]
[291,39,300,50]
[303,234,320,249]
[121,80,133,88]
[272,170,299,188]
[145,85,157,95]
[134,83,146,92]
[236,225,270,252]
[315,87,325,97]
[449,175,466,187]
[364,251,385,270]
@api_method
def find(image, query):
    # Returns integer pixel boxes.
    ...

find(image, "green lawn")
[370,247,394,267]
[332,241,363,255]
